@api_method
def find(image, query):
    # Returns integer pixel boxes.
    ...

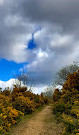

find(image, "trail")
[11,105,63,135]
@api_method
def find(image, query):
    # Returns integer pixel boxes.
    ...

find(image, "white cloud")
[50,34,73,48]
[0,79,62,94]
[37,49,48,59]
[30,85,48,94]
[0,79,47,94]
[9,43,28,63]
[56,85,63,90]
[0,79,15,90]
[0,79,26,90]
[0,0,4,5]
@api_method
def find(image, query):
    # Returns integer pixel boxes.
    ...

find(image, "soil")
[11,105,63,135]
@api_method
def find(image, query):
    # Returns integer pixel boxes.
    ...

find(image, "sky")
[0,0,79,93]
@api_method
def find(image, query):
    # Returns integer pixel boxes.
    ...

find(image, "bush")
[62,113,78,133]
[53,89,62,102]
[0,96,24,134]
[52,71,79,134]
[12,96,36,114]
[53,102,65,114]
[0,85,50,134]
[34,95,44,106]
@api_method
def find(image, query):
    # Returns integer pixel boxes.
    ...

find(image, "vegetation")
[1,63,79,135]
[14,70,28,88]
[55,62,79,85]
[0,85,49,134]
[43,86,55,99]
[52,71,79,135]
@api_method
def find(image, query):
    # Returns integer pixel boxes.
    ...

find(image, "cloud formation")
[0,0,79,86]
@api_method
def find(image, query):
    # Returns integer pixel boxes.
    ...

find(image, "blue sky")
[0,59,27,81]
[0,0,79,91]
[0,33,38,82]
[28,34,36,49]
[0,35,36,81]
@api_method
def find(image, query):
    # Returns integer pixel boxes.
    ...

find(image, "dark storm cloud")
[0,0,34,62]
[28,71,55,86]
[0,0,79,85]
[14,0,79,30]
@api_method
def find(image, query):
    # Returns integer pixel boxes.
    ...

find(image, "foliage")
[53,102,65,114]
[0,85,49,134]
[52,71,79,135]
[14,70,28,88]
[43,86,55,99]
[12,95,36,114]
[53,88,62,102]
[55,63,79,85]
[0,93,24,134]
[62,113,78,133]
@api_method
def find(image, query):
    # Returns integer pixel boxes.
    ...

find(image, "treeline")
[0,85,49,134]
[52,71,79,135]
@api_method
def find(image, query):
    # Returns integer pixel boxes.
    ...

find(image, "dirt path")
[11,105,63,135]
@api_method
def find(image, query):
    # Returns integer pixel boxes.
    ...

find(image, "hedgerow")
[52,71,79,135]
[0,85,49,134]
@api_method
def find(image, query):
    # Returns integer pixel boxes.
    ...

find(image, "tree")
[55,62,79,85]
[0,87,2,92]
[14,70,28,88]
[43,86,55,99]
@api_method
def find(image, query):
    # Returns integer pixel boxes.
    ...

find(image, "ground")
[10,105,63,135]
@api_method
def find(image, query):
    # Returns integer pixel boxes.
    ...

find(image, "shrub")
[0,99,23,134]
[52,71,79,134]
[0,85,50,134]
[53,89,62,102]
[53,102,65,114]
[12,96,36,114]
[62,113,78,133]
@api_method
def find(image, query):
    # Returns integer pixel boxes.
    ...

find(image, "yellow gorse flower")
[0,113,3,117]
[3,115,7,119]
[0,86,48,134]
[0,127,2,130]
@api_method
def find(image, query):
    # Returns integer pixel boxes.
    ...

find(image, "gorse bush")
[0,85,49,134]
[12,95,36,114]
[62,113,78,133]
[52,71,79,135]
[53,88,62,102]
[0,93,24,134]
[53,102,65,114]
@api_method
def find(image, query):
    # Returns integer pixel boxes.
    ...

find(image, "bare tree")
[55,62,79,85]
[14,70,28,88]
[43,86,55,99]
